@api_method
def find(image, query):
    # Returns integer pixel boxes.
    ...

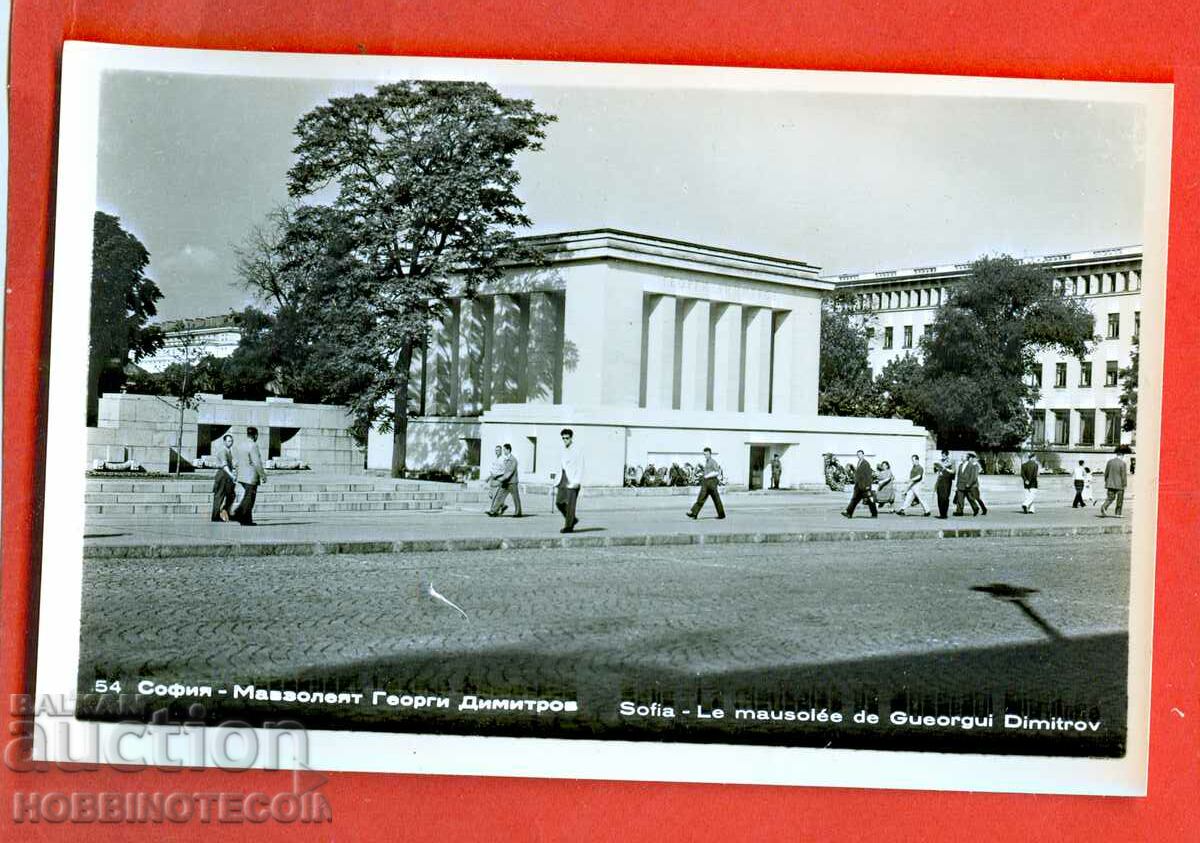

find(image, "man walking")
[770,454,782,490]
[485,445,507,516]
[232,426,266,526]
[556,428,584,533]
[210,432,238,522]
[1071,459,1089,508]
[1020,453,1040,514]
[896,453,930,516]
[933,460,954,519]
[489,443,522,517]
[687,447,726,520]
[954,453,987,516]
[1098,447,1129,517]
[842,450,878,518]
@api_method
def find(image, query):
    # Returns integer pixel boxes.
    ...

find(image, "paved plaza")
[77,530,1131,755]
[82,475,1134,558]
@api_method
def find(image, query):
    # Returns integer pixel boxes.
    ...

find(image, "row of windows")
[851,268,1140,313]
[1031,409,1123,448]
[873,314,1132,360]
[1036,360,1120,389]
[870,325,924,350]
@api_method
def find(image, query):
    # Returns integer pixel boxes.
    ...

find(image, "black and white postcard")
[34,43,1170,794]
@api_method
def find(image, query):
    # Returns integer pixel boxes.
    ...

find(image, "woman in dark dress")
[210,433,238,522]
[933,461,953,519]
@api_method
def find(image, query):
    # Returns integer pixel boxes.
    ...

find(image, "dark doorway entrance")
[748,445,767,490]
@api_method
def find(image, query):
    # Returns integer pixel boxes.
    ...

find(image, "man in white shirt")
[686,447,726,520]
[556,428,584,533]
[485,445,507,516]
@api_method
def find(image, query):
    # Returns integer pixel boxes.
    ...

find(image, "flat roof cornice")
[827,244,1143,289]
[512,228,831,291]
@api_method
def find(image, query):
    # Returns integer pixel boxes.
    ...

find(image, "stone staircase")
[85,473,488,516]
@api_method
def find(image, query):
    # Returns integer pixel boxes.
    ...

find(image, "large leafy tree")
[277,81,555,476]
[819,296,884,417]
[87,212,165,424]
[916,256,1094,451]
[875,353,928,425]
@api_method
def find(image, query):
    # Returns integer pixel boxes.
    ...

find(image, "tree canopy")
[911,256,1095,450]
[236,81,555,473]
[818,296,884,417]
[88,212,165,424]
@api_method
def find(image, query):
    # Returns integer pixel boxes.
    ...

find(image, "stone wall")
[87,394,365,473]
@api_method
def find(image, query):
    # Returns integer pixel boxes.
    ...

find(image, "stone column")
[458,297,490,416]
[527,291,564,404]
[642,294,677,409]
[742,306,773,413]
[490,294,528,405]
[710,302,743,412]
[678,298,711,411]
[561,264,642,407]
[424,301,459,416]
[768,309,792,414]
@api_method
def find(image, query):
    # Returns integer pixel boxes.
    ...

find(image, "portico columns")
[678,299,711,411]
[491,294,528,404]
[424,301,459,416]
[643,294,676,409]
[742,306,773,413]
[710,302,743,412]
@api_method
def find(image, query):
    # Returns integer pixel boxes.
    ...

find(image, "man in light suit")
[232,426,267,526]
[489,443,522,517]
[1099,447,1129,517]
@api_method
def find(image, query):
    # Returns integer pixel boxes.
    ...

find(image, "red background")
[4,2,1199,839]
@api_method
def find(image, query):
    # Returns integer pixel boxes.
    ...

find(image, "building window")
[1031,412,1047,447]
[866,326,875,343]
[1105,360,1119,387]
[1078,410,1096,447]
[1079,360,1093,388]
[1052,410,1070,446]
[883,327,893,349]
[1103,410,1122,447]
[1107,313,1120,339]
[1030,365,1043,388]
[903,325,913,348]
[1054,362,1067,388]
[1134,311,1141,339]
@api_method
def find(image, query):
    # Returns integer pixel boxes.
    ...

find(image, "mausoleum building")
[369,230,928,486]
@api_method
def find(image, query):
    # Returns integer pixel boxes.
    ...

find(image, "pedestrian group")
[209,426,267,526]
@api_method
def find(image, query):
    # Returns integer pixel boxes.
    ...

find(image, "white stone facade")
[369,230,929,486]
[832,245,1143,464]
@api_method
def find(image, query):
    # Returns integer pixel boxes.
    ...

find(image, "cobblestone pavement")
[78,533,1130,754]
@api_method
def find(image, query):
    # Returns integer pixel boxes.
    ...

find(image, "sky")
[95,68,1148,322]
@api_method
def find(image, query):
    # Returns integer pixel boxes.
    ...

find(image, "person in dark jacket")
[954,453,987,516]
[933,461,954,519]
[842,450,878,518]
[1020,454,1040,514]
[1099,448,1129,517]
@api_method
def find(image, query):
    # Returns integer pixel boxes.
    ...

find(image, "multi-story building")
[830,245,1143,463]
[138,314,241,373]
